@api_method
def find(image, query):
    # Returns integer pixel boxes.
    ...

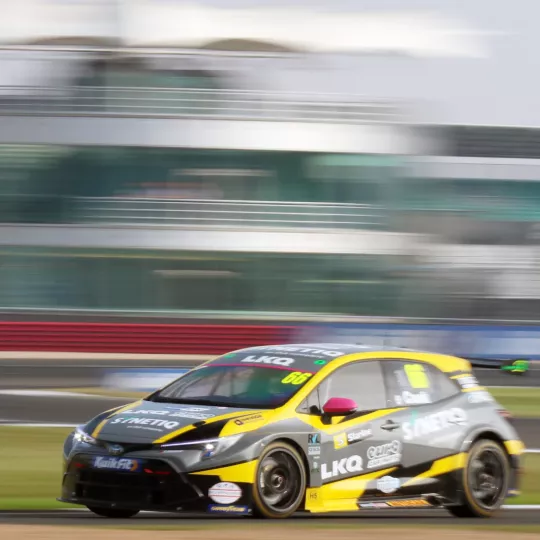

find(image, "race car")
[59,343,525,519]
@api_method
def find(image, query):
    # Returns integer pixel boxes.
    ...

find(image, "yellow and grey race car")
[59,343,525,519]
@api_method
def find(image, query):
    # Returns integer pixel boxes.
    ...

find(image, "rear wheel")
[252,441,306,519]
[87,506,140,518]
[446,439,510,518]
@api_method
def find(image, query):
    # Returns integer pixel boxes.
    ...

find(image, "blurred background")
[2,0,540,361]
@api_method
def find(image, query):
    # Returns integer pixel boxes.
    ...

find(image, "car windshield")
[147,365,314,409]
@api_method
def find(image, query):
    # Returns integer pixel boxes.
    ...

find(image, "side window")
[383,361,460,407]
[318,361,388,411]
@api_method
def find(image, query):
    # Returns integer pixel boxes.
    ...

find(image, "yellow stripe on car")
[191,460,257,483]
[305,466,398,512]
[91,400,143,438]
[505,440,526,455]
[401,453,467,488]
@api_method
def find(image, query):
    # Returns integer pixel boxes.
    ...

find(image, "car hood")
[91,400,268,444]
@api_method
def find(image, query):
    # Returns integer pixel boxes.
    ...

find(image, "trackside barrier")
[0,322,296,354]
[2,321,540,360]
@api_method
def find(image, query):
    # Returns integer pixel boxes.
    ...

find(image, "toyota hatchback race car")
[59,344,525,519]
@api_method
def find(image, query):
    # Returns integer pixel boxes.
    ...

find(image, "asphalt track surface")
[1,508,540,526]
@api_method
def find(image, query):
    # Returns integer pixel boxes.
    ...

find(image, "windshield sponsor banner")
[402,408,468,441]
[256,346,345,359]
[240,355,296,367]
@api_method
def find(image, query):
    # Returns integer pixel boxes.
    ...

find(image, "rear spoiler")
[468,358,530,375]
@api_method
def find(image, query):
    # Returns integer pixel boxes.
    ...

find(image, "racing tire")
[252,441,307,519]
[446,439,510,518]
[87,506,140,519]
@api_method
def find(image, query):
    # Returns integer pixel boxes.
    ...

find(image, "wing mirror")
[322,397,358,417]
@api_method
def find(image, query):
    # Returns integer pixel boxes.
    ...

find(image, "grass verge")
[489,387,540,418]
[0,426,539,510]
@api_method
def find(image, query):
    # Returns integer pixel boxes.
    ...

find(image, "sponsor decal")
[308,433,321,445]
[92,456,141,472]
[110,417,180,430]
[402,408,467,442]
[259,346,343,358]
[387,499,431,507]
[394,390,431,406]
[234,414,263,426]
[308,490,319,501]
[240,355,295,367]
[122,408,214,420]
[377,475,400,494]
[359,502,390,509]
[281,372,312,385]
[163,406,209,412]
[333,433,347,450]
[334,427,372,449]
[208,482,242,504]
[321,455,363,480]
[207,504,249,514]
[455,375,481,390]
[311,461,320,473]
[467,390,495,404]
[308,445,321,456]
[367,440,402,469]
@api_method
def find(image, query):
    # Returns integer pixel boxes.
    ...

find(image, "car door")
[309,360,407,504]
[379,359,464,499]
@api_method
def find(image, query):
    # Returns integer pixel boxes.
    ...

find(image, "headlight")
[159,434,243,459]
[73,426,98,446]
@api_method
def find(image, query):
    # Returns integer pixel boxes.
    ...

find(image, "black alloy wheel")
[252,442,307,518]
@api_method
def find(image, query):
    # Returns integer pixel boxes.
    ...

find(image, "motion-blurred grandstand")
[1,2,540,358]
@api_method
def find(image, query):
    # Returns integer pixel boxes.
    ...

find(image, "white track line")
[0,390,112,399]
[503,504,540,509]
[0,423,78,428]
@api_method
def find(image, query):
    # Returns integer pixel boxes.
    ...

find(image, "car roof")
[207,342,467,374]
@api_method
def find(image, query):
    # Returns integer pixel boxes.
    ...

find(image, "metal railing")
[70,197,386,229]
[0,86,405,124]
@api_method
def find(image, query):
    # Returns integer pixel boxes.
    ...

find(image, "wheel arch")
[268,437,311,483]
[460,428,513,462]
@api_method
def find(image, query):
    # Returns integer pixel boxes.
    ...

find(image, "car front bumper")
[59,452,254,514]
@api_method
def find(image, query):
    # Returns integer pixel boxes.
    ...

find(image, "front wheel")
[446,439,510,518]
[87,506,140,519]
[252,441,306,519]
